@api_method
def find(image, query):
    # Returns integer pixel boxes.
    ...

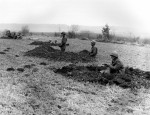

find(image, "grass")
[0,35,150,114]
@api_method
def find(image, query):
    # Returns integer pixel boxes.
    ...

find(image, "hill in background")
[0,23,149,38]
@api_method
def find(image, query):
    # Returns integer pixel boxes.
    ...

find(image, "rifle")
[102,64,109,67]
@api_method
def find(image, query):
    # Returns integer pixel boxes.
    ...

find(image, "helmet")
[110,51,118,58]
[61,32,66,35]
[91,40,96,45]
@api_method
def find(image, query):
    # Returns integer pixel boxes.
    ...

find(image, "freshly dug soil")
[17,68,25,72]
[29,41,69,46]
[25,44,94,63]
[0,52,6,54]
[6,67,15,71]
[54,64,150,89]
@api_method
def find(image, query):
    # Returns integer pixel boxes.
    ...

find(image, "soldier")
[102,51,124,74]
[59,32,67,52]
[89,40,98,57]
[17,32,22,39]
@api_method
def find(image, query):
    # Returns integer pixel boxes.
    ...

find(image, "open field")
[0,36,150,115]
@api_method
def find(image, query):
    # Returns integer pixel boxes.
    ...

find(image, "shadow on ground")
[54,64,150,89]
[24,44,95,63]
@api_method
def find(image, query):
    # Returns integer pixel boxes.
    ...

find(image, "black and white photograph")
[0,0,150,114]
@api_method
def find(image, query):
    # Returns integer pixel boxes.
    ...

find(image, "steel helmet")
[61,32,66,35]
[110,51,118,58]
[91,40,96,45]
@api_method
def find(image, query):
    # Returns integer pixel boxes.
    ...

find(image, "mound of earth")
[29,41,69,46]
[54,64,150,89]
[24,44,94,62]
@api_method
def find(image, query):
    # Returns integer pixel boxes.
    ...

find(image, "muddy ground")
[0,37,150,115]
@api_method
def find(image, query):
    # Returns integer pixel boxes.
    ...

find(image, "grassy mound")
[24,44,94,63]
[54,64,150,89]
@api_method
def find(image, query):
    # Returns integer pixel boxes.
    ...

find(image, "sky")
[0,0,150,35]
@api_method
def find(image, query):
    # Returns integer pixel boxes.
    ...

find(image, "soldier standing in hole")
[59,32,67,52]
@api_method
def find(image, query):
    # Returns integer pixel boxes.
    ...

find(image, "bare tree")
[68,25,79,38]
[102,24,110,41]
[71,25,79,33]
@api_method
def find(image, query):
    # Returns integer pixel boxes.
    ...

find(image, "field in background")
[26,31,150,46]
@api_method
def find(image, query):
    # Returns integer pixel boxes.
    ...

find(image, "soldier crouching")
[102,51,124,75]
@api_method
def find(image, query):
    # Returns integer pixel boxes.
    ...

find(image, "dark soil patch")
[0,37,13,39]
[24,44,94,63]
[30,41,50,45]
[3,48,11,52]
[6,67,15,71]
[54,64,150,89]
[23,64,36,69]
[17,68,25,72]
[0,52,6,54]
[40,62,47,66]
[29,41,69,46]
[3,49,9,52]
[15,55,19,57]
[6,48,11,50]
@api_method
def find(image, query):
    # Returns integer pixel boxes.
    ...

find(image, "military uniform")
[110,58,124,74]
[90,46,98,57]
[60,32,67,52]
[102,51,124,74]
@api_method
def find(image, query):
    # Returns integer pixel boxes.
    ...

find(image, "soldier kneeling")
[102,51,124,75]
[89,40,98,57]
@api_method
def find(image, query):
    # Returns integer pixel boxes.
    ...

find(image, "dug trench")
[54,64,150,89]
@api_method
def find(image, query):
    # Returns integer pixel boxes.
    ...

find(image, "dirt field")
[0,37,150,115]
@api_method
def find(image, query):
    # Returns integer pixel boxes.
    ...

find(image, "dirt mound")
[25,44,94,62]
[29,41,69,46]
[30,41,52,45]
[54,64,150,89]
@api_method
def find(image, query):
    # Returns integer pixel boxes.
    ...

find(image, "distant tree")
[21,25,30,36]
[71,25,79,33]
[68,31,76,38]
[68,25,79,38]
[102,24,110,41]
[54,32,60,37]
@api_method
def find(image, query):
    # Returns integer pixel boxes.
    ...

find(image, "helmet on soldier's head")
[61,32,66,35]
[91,40,96,45]
[110,51,118,58]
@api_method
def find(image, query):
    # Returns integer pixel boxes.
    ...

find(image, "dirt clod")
[3,49,9,52]
[17,68,25,72]
[0,52,6,54]
[40,62,47,66]
[6,67,15,71]
[24,64,35,69]
[15,55,19,57]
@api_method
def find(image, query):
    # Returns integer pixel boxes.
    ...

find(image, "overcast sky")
[0,0,150,34]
